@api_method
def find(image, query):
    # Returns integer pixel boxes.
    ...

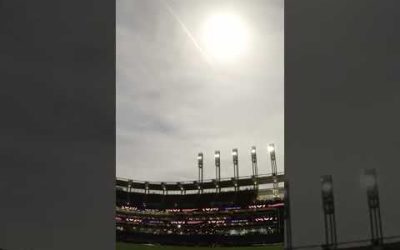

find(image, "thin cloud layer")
[117,0,283,182]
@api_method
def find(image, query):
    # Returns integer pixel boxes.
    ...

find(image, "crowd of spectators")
[116,186,284,246]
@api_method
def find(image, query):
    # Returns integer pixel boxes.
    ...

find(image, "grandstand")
[116,145,285,247]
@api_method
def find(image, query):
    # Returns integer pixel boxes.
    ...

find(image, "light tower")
[127,179,133,205]
[251,146,258,190]
[198,153,203,184]
[232,149,239,179]
[321,175,337,250]
[215,150,221,192]
[268,143,278,198]
[232,148,239,191]
[197,153,203,194]
[362,169,383,246]
[232,148,239,192]
[251,146,258,176]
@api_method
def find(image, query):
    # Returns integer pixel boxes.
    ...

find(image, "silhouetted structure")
[284,179,293,250]
[363,169,384,246]
[321,175,338,249]
[116,145,285,246]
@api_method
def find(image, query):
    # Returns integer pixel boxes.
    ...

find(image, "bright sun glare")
[201,13,249,63]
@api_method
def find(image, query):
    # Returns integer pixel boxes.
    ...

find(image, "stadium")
[116,145,285,249]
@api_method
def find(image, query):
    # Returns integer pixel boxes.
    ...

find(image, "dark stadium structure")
[116,175,285,246]
[116,146,285,246]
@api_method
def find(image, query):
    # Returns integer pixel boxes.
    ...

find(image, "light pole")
[232,149,239,191]
[321,175,337,250]
[268,144,278,198]
[215,150,221,192]
[198,153,203,184]
[127,180,132,206]
[197,153,203,194]
[362,169,383,246]
[251,146,258,190]
[232,148,239,179]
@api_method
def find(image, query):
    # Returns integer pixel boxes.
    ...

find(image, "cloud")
[117,0,284,182]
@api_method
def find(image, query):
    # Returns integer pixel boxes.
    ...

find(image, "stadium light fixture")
[362,172,377,191]
[232,148,238,156]
[267,144,275,153]
[321,181,333,194]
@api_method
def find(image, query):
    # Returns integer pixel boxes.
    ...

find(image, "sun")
[201,13,249,63]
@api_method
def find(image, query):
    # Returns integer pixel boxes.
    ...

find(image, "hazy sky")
[116,0,283,182]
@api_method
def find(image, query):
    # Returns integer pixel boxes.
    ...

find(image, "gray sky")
[116,0,283,182]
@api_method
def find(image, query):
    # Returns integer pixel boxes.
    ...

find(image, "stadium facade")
[116,145,285,246]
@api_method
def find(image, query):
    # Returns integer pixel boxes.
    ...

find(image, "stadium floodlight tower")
[127,179,133,205]
[232,148,239,192]
[321,175,338,250]
[268,144,279,198]
[251,146,258,176]
[215,150,221,192]
[232,148,239,179]
[251,146,259,190]
[198,152,204,184]
[362,169,383,246]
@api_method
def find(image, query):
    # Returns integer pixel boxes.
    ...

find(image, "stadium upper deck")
[116,145,285,246]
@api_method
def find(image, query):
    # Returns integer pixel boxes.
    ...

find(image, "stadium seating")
[116,176,284,246]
